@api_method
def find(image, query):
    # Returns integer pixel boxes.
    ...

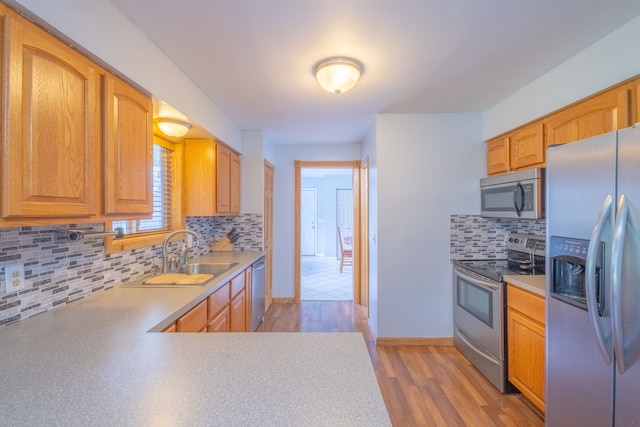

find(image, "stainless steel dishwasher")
[251,256,266,331]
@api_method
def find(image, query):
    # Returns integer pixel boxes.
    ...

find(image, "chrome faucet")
[162,229,200,273]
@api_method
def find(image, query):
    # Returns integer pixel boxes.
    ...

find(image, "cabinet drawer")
[507,284,545,325]
[230,271,245,298]
[208,282,230,319]
[176,300,208,332]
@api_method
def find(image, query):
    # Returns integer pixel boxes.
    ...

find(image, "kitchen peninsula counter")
[0,251,390,426]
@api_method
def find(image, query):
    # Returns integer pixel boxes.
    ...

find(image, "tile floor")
[301,255,353,300]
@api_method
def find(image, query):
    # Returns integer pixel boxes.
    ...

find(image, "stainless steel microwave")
[480,168,544,219]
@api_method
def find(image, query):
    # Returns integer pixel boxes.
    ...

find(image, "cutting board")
[174,274,213,285]
[144,273,213,285]
[144,274,187,285]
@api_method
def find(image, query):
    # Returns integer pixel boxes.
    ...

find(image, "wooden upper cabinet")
[486,136,510,175]
[510,122,545,170]
[216,144,231,213]
[183,139,240,216]
[103,74,153,215]
[2,14,100,218]
[229,151,241,213]
[633,77,640,125]
[184,138,217,216]
[545,84,632,146]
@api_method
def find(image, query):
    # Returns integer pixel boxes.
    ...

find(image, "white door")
[336,189,353,256]
[301,188,317,256]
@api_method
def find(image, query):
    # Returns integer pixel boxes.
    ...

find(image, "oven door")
[453,266,503,359]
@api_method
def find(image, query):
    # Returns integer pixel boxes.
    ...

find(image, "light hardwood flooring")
[258,301,544,427]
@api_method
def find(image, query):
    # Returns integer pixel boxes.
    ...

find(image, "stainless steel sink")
[123,262,239,288]
[173,262,238,276]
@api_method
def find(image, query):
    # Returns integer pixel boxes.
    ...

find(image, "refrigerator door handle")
[612,194,629,373]
[587,194,614,365]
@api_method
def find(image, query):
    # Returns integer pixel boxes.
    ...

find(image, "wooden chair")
[337,227,353,273]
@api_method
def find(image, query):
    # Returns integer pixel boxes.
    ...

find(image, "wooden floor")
[258,301,544,427]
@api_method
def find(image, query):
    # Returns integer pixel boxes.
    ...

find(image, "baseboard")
[272,297,295,304]
[376,337,454,347]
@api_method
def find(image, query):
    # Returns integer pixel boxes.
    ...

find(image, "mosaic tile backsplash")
[450,214,545,260]
[0,214,263,327]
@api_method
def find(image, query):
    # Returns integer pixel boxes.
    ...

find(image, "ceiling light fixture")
[154,117,192,138]
[313,57,363,95]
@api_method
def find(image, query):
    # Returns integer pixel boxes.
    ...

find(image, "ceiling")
[111,0,640,145]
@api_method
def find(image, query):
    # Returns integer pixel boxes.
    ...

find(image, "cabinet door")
[103,74,153,215]
[486,136,510,175]
[208,305,230,332]
[230,289,246,332]
[216,144,231,213]
[176,300,208,332]
[3,15,100,218]
[545,85,632,146]
[230,271,245,298]
[508,307,546,412]
[229,151,241,213]
[510,123,545,170]
[184,139,217,216]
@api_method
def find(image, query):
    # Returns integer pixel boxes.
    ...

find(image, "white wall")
[376,113,483,338]
[9,0,242,150]
[240,130,265,214]
[272,144,361,298]
[484,14,640,139]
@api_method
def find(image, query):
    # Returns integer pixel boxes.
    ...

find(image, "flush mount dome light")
[154,117,192,138]
[313,57,363,94]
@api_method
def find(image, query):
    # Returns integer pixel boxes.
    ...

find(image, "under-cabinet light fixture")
[154,117,192,138]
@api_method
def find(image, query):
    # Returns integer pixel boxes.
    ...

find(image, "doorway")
[294,161,365,305]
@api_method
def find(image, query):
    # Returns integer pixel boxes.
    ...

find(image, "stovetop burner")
[452,234,546,282]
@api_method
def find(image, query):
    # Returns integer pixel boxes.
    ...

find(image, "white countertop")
[503,274,546,297]
[0,251,391,426]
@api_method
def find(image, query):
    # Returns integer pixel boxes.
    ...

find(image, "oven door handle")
[454,268,500,291]
[587,194,613,366]
[455,327,500,366]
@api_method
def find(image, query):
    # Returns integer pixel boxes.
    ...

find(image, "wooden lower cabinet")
[169,267,251,334]
[230,289,246,332]
[208,282,231,332]
[507,284,545,413]
[176,300,208,332]
[208,306,230,332]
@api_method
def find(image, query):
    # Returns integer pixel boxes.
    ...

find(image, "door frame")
[294,160,363,304]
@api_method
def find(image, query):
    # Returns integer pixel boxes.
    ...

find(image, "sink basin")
[124,262,239,288]
[174,262,238,276]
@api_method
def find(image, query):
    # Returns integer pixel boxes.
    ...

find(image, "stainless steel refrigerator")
[546,125,640,426]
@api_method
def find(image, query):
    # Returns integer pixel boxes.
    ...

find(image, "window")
[105,135,184,253]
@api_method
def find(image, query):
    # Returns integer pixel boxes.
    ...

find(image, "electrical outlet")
[4,264,25,294]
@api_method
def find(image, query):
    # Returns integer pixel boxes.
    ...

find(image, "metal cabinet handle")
[587,194,613,365]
